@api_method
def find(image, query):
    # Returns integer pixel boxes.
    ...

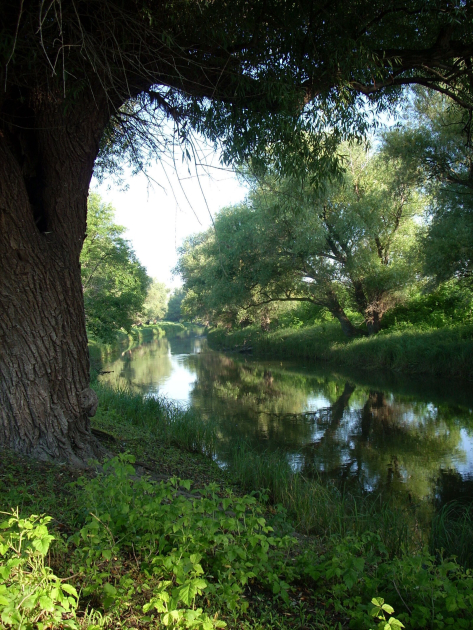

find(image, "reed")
[93,381,218,458]
[430,501,473,568]
[208,323,473,378]
[227,443,415,555]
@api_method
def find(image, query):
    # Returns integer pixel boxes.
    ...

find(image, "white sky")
[91,151,248,288]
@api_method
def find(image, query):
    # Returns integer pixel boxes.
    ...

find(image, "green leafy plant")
[0,509,78,629]
[70,455,296,627]
[370,598,404,630]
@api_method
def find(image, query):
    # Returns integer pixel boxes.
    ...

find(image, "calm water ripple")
[100,334,473,508]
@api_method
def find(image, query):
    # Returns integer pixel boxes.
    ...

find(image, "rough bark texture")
[365,312,382,336]
[0,94,107,466]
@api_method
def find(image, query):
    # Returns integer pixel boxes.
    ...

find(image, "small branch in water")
[258,408,332,420]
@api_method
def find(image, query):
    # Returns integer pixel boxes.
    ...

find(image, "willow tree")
[1,0,473,464]
[177,142,424,336]
[383,88,473,285]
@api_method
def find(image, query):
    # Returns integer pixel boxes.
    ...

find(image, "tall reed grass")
[93,381,217,457]
[208,322,473,378]
[228,443,416,556]
[430,501,473,568]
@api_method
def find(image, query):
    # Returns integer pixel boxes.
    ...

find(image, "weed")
[0,509,79,629]
[430,501,473,568]
[93,381,218,457]
[227,443,417,557]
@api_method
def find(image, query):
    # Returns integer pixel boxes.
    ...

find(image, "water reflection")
[99,336,473,508]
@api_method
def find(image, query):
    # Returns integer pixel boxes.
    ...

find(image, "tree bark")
[365,309,382,335]
[0,94,108,465]
[326,293,360,338]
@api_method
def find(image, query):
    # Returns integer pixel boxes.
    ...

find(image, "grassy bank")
[208,321,473,379]
[2,384,473,629]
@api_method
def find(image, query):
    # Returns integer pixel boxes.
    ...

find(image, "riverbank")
[88,321,190,373]
[2,382,473,629]
[208,321,473,379]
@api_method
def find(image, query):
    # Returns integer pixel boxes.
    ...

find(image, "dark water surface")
[100,334,473,507]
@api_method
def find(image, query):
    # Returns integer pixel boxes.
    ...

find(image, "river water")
[99,333,473,508]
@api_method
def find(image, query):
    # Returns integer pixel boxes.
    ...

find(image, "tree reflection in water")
[100,336,473,510]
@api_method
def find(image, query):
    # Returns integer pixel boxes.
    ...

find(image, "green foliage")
[177,142,424,336]
[382,282,473,331]
[383,88,473,286]
[369,598,404,630]
[166,289,186,322]
[430,502,473,569]
[0,510,78,629]
[141,279,170,322]
[298,532,473,630]
[2,386,473,630]
[379,553,473,630]
[81,193,150,342]
[5,0,473,188]
[208,320,473,378]
[227,443,413,549]
[156,321,188,335]
[93,382,218,457]
[71,455,296,624]
[275,301,331,329]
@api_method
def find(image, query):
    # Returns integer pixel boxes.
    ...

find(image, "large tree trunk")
[0,95,108,465]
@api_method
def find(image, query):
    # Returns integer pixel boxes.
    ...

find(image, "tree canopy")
[177,141,424,335]
[141,279,170,323]
[4,1,473,182]
[81,194,150,342]
[166,288,186,322]
[383,88,473,286]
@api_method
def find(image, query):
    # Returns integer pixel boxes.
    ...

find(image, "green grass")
[208,321,473,378]
[93,380,218,459]
[430,501,473,568]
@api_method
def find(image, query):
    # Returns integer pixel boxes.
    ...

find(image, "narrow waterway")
[99,333,473,509]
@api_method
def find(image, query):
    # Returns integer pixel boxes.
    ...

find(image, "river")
[99,332,473,509]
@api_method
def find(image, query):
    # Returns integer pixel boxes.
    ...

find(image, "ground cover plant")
[2,382,473,629]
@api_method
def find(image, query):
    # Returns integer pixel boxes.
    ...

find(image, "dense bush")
[381,282,473,332]
[2,457,473,629]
